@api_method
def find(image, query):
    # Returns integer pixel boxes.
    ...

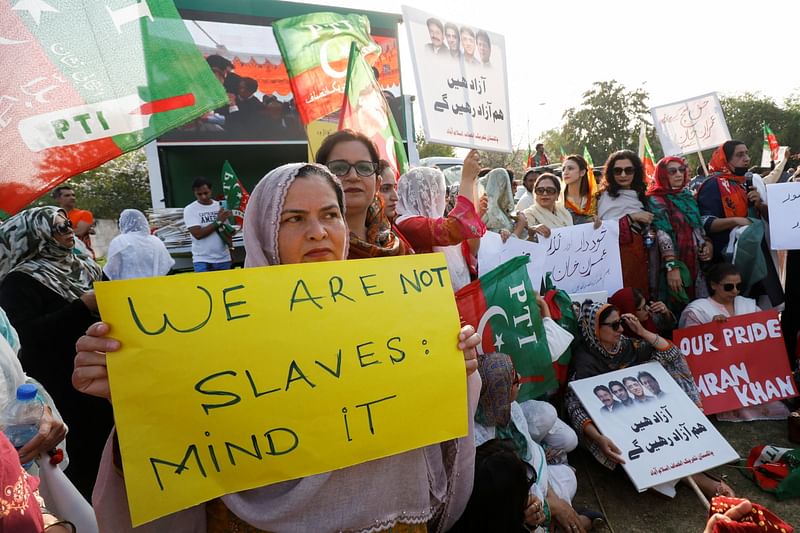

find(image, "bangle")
[45,520,76,533]
[650,334,661,346]
[664,260,678,272]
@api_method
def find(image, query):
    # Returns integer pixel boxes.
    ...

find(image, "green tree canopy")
[415,132,456,159]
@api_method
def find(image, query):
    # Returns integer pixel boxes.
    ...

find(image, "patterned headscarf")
[118,209,150,235]
[243,163,344,267]
[707,144,749,218]
[482,168,515,232]
[578,300,623,358]
[395,167,447,223]
[0,206,101,301]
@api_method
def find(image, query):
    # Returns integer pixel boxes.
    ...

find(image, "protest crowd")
[1,4,800,533]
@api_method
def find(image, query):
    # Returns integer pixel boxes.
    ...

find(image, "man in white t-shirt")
[184,177,232,272]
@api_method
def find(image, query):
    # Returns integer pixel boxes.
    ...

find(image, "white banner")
[569,362,739,491]
[650,93,731,156]
[401,6,512,152]
[767,182,800,250]
[477,221,623,295]
[761,146,789,168]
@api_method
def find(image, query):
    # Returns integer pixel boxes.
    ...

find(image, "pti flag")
[455,255,556,400]
[763,123,780,162]
[221,160,249,228]
[339,42,408,178]
[642,135,656,187]
[273,12,381,126]
[0,0,228,218]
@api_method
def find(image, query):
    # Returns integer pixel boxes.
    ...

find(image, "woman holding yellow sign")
[74,162,482,533]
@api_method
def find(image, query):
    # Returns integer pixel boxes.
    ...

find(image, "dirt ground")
[570,418,798,533]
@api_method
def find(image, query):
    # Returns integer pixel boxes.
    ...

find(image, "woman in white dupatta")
[518,173,573,240]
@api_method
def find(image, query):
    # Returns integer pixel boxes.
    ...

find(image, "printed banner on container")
[96,254,468,525]
[570,362,739,491]
[401,5,512,152]
[673,310,797,414]
[650,93,731,157]
[0,0,228,218]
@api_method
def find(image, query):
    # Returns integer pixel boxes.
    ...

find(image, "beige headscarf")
[93,163,480,533]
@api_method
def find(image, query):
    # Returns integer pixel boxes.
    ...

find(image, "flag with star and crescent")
[455,255,557,401]
[0,0,228,218]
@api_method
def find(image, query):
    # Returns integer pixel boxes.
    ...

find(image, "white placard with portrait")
[402,5,512,152]
[651,93,731,157]
[569,362,739,491]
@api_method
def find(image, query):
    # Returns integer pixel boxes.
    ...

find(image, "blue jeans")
[193,261,232,272]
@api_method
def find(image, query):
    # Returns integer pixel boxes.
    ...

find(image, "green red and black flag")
[339,42,408,178]
[221,160,249,229]
[560,146,567,162]
[526,144,533,168]
[642,135,656,187]
[455,255,557,401]
[272,12,381,127]
[763,122,780,161]
[0,0,228,218]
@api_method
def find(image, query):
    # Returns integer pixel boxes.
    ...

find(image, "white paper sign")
[761,146,789,168]
[569,362,739,491]
[767,182,800,250]
[651,93,731,156]
[477,222,622,295]
[401,6,512,152]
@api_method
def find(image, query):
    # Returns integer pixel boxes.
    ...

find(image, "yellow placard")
[306,118,338,162]
[95,254,468,526]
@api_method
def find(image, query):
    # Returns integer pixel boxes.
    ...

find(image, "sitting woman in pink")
[395,150,486,291]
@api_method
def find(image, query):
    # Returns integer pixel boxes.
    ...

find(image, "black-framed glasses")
[53,219,73,235]
[326,160,377,178]
[613,166,635,176]
[601,320,623,331]
[667,166,687,175]
[534,186,558,196]
[722,282,743,292]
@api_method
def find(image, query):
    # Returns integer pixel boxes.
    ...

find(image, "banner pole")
[697,149,710,177]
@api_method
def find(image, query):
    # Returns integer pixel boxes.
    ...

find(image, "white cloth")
[521,202,573,230]
[514,190,534,211]
[482,168,515,232]
[104,210,175,280]
[597,190,646,221]
[183,200,231,263]
[543,317,574,361]
[679,296,760,328]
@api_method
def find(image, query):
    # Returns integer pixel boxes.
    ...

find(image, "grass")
[570,418,798,532]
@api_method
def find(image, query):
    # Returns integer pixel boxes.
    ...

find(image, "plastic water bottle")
[4,384,44,469]
[644,225,655,249]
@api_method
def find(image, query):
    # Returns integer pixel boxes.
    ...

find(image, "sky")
[291,0,799,151]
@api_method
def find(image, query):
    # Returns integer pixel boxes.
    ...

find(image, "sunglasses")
[326,160,377,178]
[601,320,624,331]
[534,186,558,196]
[722,282,743,292]
[53,219,73,235]
[613,166,635,176]
[667,166,688,175]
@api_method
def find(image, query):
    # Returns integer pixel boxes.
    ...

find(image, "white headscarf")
[396,167,471,291]
[103,210,175,280]
[482,168,515,232]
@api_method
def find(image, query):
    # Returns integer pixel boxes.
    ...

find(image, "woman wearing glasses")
[0,206,113,499]
[647,157,712,314]
[518,173,573,239]
[597,150,653,298]
[565,300,733,499]
[315,129,412,259]
[678,263,788,423]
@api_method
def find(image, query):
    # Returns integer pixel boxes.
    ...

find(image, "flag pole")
[684,102,710,176]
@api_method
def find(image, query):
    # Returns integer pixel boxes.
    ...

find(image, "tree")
[720,92,800,163]
[29,149,151,219]
[560,80,650,163]
[415,132,456,159]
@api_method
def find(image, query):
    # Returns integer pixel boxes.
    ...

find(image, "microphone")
[744,171,754,191]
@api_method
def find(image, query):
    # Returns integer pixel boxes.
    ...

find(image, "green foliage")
[560,80,650,162]
[28,149,151,219]
[720,92,800,164]
[415,132,456,158]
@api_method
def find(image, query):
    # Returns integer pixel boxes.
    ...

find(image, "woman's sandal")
[576,508,606,530]
[697,471,734,498]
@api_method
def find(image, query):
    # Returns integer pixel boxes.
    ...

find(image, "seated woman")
[516,172,573,240]
[475,353,600,532]
[565,300,733,499]
[597,150,653,298]
[647,157,712,314]
[104,209,175,280]
[394,150,486,291]
[679,263,788,422]
[481,168,517,233]
[609,287,675,340]
[74,163,483,532]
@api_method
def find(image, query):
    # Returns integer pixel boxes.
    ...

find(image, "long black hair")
[601,150,647,206]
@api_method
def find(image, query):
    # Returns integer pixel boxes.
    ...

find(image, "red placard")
[673,310,797,414]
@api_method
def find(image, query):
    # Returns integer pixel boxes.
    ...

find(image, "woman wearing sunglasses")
[597,150,653,298]
[518,173,573,240]
[0,206,113,499]
[315,129,412,259]
[678,263,788,423]
[647,157,713,315]
[565,300,733,499]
